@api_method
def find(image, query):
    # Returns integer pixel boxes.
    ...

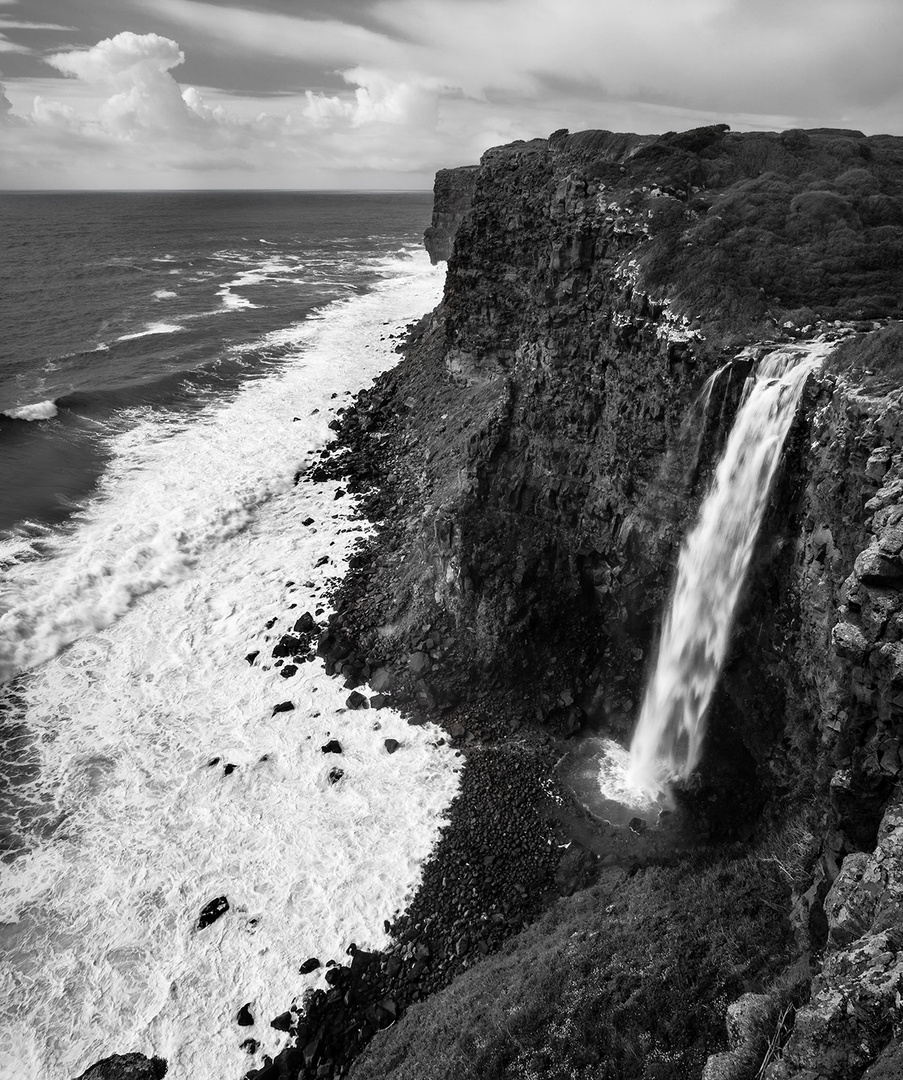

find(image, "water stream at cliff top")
[598,342,832,805]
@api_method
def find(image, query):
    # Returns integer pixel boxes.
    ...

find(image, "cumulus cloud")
[3,0,903,190]
[0,30,450,188]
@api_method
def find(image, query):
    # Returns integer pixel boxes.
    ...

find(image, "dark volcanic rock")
[321,739,342,754]
[196,896,229,929]
[272,701,294,715]
[75,1055,167,1080]
[345,690,368,710]
[327,767,344,784]
[423,165,479,263]
[384,738,400,754]
[237,1003,254,1027]
[299,957,321,974]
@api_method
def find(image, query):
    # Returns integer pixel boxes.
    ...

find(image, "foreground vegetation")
[352,821,821,1080]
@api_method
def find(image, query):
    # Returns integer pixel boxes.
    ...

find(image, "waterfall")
[626,343,830,796]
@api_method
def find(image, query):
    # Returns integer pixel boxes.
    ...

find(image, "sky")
[1,0,902,190]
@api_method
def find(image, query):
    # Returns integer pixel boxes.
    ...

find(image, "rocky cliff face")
[278,127,903,1080]
[422,165,479,263]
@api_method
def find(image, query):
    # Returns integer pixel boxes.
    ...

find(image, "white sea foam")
[1,400,58,422]
[116,323,184,342]
[0,251,456,1080]
[153,289,178,300]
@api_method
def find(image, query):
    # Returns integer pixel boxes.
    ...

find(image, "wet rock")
[237,1003,254,1027]
[321,739,342,754]
[327,767,344,784]
[272,701,294,715]
[293,612,316,634]
[245,651,259,666]
[273,634,304,658]
[369,667,394,693]
[299,957,321,975]
[223,763,237,776]
[302,517,314,526]
[270,1011,294,1032]
[370,693,389,709]
[75,1055,168,1080]
[863,1039,903,1078]
[239,1038,259,1055]
[346,691,368,710]
[197,896,229,929]
[384,738,400,754]
[280,665,298,679]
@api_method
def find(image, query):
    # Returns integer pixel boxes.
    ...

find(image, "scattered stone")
[245,651,259,666]
[237,1004,254,1027]
[264,618,277,630]
[223,763,237,776]
[197,896,229,930]
[328,767,344,784]
[272,701,294,715]
[315,556,329,567]
[206,757,221,767]
[346,690,368,710]
[408,651,431,676]
[321,739,342,754]
[334,488,346,499]
[294,612,316,633]
[370,694,388,709]
[384,738,400,754]
[299,957,321,975]
[302,517,315,526]
[239,1039,259,1055]
[280,665,298,679]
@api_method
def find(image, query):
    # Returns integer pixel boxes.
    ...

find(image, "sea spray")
[626,343,832,795]
[0,253,461,1080]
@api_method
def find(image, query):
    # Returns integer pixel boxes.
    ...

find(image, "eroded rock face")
[75,1054,167,1080]
[422,165,479,263]
[766,799,903,1079]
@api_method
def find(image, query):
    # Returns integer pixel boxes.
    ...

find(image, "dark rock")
[264,618,277,630]
[302,517,314,526]
[293,612,316,634]
[334,488,346,499]
[327,767,344,784]
[272,701,294,715]
[280,665,298,679]
[270,1011,294,1032]
[237,1003,254,1026]
[239,1038,259,1055]
[321,739,342,754]
[299,957,321,974]
[75,1055,167,1080]
[346,691,368,710]
[384,738,400,754]
[245,651,259,666]
[197,896,229,930]
[273,635,304,658]
[223,763,237,776]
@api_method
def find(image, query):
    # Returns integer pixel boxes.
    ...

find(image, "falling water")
[626,343,831,796]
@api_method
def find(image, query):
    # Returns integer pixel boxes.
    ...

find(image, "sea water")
[0,193,460,1080]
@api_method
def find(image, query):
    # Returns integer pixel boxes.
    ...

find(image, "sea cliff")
[251,126,903,1080]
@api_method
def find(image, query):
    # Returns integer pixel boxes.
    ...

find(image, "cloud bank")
[1,0,902,189]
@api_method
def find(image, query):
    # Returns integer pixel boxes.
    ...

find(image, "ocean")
[0,192,460,1080]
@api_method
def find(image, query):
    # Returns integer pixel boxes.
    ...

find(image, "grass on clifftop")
[351,825,816,1080]
[825,322,903,393]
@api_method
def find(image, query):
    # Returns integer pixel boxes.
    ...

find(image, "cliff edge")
[256,126,903,1080]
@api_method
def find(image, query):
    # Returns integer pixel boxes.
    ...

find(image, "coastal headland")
[89,124,903,1080]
